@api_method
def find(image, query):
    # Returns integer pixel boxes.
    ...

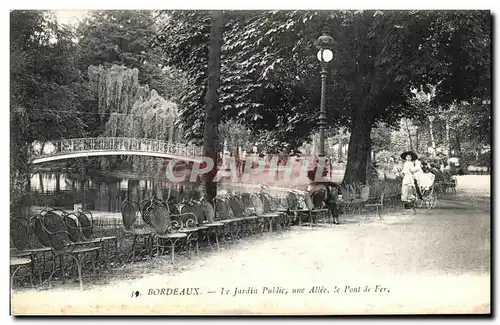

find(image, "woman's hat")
[401,150,418,161]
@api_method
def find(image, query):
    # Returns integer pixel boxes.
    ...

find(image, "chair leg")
[187,236,192,259]
[170,240,177,264]
[10,265,23,289]
[76,255,83,291]
[214,229,220,252]
[131,235,137,262]
[48,257,58,288]
[59,255,66,283]
[92,251,98,275]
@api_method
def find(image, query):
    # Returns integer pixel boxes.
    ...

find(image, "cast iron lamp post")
[315,29,334,180]
[316,29,334,158]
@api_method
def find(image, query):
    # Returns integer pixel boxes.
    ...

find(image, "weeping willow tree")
[88,64,184,174]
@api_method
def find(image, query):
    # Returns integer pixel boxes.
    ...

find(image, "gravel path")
[11,187,490,315]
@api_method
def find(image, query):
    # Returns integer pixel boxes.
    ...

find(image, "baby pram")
[416,172,437,209]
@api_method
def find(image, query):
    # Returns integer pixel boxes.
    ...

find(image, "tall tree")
[76,10,188,101]
[10,10,91,211]
[202,11,224,201]
[156,10,491,184]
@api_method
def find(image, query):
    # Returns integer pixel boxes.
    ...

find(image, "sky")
[54,10,89,25]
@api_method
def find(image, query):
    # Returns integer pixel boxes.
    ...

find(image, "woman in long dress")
[400,151,423,209]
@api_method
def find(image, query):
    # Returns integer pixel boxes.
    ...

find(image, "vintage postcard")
[9,8,491,315]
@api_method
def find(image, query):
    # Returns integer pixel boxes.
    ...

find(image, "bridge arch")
[29,137,203,165]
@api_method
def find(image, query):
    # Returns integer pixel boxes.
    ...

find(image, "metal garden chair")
[215,196,243,243]
[10,216,52,286]
[250,193,284,233]
[30,210,100,290]
[70,209,118,269]
[149,204,187,264]
[364,188,386,221]
[198,199,224,251]
[169,201,207,258]
[259,193,289,232]
[285,192,311,228]
[229,195,261,236]
[120,197,154,262]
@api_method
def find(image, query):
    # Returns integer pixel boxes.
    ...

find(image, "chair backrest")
[304,194,315,210]
[10,217,30,250]
[183,201,203,224]
[168,202,181,215]
[121,198,140,229]
[200,200,216,223]
[30,214,51,248]
[140,197,164,227]
[76,209,93,241]
[241,193,252,207]
[215,197,232,220]
[37,211,72,251]
[360,185,370,202]
[181,210,198,229]
[286,192,298,210]
[380,188,386,204]
[276,197,289,210]
[346,184,356,197]
[311,190,326,209]
[63,212,83,243]
[250,194,264,215]
[260,194,272,213]
[179,202,195,214]
[150,205,171,234]
[340,187,349,200]
[228,196,244,218]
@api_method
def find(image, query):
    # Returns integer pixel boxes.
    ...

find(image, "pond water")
[29,172,200,213]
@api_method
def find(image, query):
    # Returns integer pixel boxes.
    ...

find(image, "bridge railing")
[30,137,204,159]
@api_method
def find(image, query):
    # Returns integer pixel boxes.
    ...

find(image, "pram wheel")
[420,187,437,209]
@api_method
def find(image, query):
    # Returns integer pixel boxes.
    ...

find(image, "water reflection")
[29,173,198,212]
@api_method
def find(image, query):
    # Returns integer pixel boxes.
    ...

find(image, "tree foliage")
[156,10,490,183]
[87,64,184,173]
[76,10,188,101]
[10,10,93,209]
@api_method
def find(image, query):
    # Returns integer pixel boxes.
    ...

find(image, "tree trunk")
[337,136,343,161]
[342,114,373,185]
[201,11,224,202]
[429,117,436,149]
[455,133,461,155]
[128,179,139,202]
[365,140,372,184]
[415,128,419,152]
[405,119,413,150]
[55,173,61,193]
[445,120,451,157]
[39,173,44,193]
[40,141,46,155]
